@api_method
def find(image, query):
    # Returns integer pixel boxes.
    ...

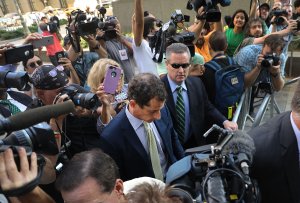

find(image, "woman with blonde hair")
[87,58,128,134]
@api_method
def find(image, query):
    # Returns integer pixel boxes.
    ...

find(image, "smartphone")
[32,36,54,48]
[103,66,122,94]
[55,51,67,64]
[0,44,34,65]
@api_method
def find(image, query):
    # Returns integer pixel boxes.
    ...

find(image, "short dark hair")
[294,0,300,8]
[209,31,227,52]
[263,34,285,52]
[229,9,249,30]
[56,149,119,193]
[41,16,47,21]
[128,73,166,108]
[144,17,156,39]
[165,43,191,61]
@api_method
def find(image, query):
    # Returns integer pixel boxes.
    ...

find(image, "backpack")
[205,57,245,120]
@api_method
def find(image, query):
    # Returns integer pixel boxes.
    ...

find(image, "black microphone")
[221,130,256,175]
[207,172,226,203]
[0,101,75,133]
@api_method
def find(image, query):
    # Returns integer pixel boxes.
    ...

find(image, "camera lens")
[111,71,117,77]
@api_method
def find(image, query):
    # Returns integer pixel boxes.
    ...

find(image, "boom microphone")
[0,100,75,133]
[221,130,255,175]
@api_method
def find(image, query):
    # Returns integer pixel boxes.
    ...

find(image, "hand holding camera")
[0,147,37,192]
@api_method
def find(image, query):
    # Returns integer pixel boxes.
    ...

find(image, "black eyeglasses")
[28,60,43,68]
[170,63,190,69]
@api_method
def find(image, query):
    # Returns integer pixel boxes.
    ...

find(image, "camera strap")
[1,154,46,197]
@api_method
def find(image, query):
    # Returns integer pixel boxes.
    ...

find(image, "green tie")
[175,86,185,144]
[143,121,164,181]
[0,100,21,115]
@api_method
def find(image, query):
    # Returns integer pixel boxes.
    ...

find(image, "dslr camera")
[270,9,288,26]
[187,0,231,22]
[261,54,280,68]
[60,85,101,110]
[0,70,31,91]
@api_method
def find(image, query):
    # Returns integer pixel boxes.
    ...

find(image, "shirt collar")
[167,74,187,93]
[125,104,144,131]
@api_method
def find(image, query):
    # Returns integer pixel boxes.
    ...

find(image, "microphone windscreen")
[7,101,75,132]
[221,130,255,164]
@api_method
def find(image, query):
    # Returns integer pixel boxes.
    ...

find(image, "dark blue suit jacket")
[100,106,185,181]
[162,76,226,146]
[249,112,300,203]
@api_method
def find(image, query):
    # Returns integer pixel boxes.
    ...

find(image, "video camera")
[97,16,118,40]
[261,54,280,68]
[186,0,231,22]
[0,101,75,196]
[0,70,31,91]
[166,125,260,202]
[150,10,195,63]
[60,85,101,110]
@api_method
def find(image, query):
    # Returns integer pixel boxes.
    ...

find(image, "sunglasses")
[170,63,190,69]
[28,60,43,68]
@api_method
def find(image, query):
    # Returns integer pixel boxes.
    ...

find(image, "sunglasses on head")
[28,60,43,68]
[170,63,190,69]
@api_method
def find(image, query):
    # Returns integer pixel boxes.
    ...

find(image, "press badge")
[119,49,128,60]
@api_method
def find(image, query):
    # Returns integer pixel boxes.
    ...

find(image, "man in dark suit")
[249,81,300,203]
[100,73,185,181]
[162,43,238,149]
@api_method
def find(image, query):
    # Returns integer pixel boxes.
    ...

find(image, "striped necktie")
[175,86,185,144]
[0,100,21,115]
[143,121,164,181]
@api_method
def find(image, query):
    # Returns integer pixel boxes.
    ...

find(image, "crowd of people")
[0,0,300,202]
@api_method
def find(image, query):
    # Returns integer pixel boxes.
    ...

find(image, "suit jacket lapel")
[280,113,300,201]
[162,76,177,120]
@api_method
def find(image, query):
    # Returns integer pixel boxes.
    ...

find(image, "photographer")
[63,35,105,87]
[235,34,285,91]
[188,6,223,63]
[30,65,101,157]
[96,17,135,83]
[268,2,299,76]
[39,17,64,66]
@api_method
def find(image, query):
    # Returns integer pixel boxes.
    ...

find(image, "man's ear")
[114,179,124,196]
[129,99,136,108]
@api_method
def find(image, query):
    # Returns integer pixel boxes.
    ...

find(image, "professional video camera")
[0,70,31,91]
[261,54,280,68]
[270,9,288,26]
[166,125,260,203]
[0,102,75,196]
[60,85,101,110]
[186,0,231,22]
[97,16,118,40]
[150,10,195,63]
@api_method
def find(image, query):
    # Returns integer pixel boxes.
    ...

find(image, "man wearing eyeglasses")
[162,43,238,149]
